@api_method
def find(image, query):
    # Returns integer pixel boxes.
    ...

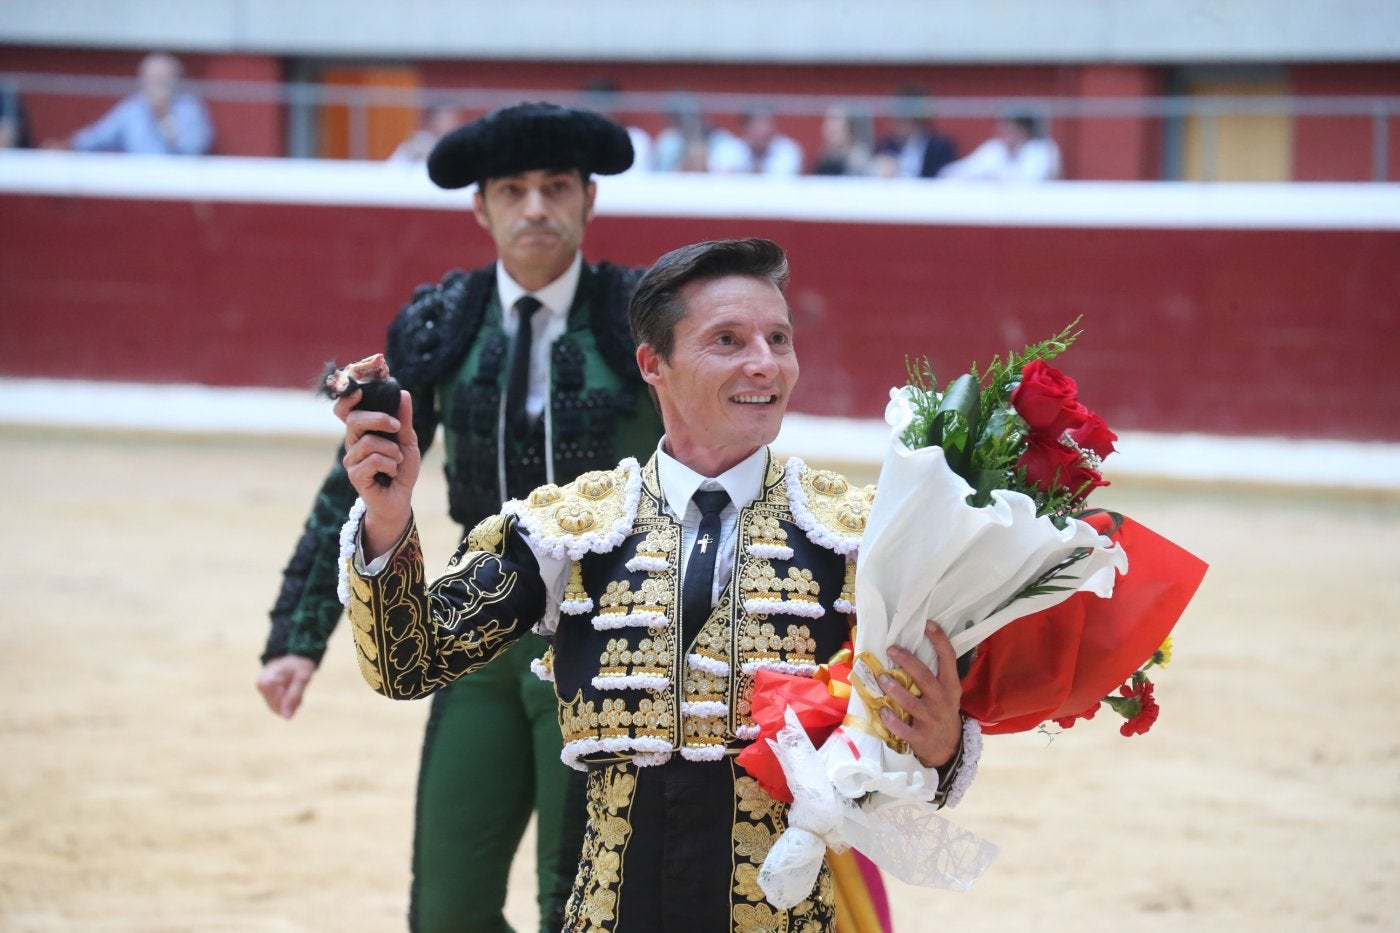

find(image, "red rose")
[1067,411,1117,461]
[1017,433,1107,500]
[1012,360,1088,436]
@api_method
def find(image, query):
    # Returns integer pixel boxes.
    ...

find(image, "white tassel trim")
[504,458,643,561]
[561,735,674,771]
[680,745,728,762]
[591,609,669,631]
[739,658,819,677]
[560,598,594,615]
[833,598,856,614]
[336,497,368,607]
[746,542,794,560]
[784,458,862,557]
[734,724,760,741]
[529,658,555,683]
[591,673,669,692]
[944,718,983,809]
[741,596,825,619]
[625,555,671,573]
[687,653,732,677]
[680,700,729,719]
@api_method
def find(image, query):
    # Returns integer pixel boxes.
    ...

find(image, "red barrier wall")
[2,185,1396,441]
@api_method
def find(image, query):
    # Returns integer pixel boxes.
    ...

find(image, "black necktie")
[504,295,543,436]
[681,489,730,647]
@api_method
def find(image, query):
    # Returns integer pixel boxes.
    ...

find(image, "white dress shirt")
[496,252,582,419]
[654,443,767,604]
[531,443,769,635]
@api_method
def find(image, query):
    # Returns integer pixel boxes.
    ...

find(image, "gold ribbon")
[828,848,884,933]
[814,645,855,699]
[843,651,921,755]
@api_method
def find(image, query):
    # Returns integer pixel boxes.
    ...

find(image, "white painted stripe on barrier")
[2,150,1399,230]
[2,378,1397,492]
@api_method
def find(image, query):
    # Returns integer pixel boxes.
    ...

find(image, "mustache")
[512,220,565,238]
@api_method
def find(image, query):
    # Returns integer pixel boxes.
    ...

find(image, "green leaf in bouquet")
[931,373,982,475]
[967,468,1008,508]
[992,547,1093,614]
[971,317,1083,417]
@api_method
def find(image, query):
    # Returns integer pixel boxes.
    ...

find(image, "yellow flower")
[1153,636,1173,668]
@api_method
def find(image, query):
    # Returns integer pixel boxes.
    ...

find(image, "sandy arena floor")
[2,426,1397,932]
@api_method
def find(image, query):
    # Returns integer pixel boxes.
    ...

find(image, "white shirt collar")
[655,442,768,518]
[496,252,583,330]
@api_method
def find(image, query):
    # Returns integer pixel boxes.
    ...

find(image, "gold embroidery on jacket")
[797,468,876,538]
[728,772,836,931]
[347,522,534,701]
[464,512,508,556]
[565,765,637,932]
[560,453,859,767]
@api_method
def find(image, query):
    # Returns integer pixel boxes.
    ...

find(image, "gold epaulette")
[787,460,876,557]
[503,457,643,561]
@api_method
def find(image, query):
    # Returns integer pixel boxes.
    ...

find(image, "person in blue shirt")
[57,52,213,155]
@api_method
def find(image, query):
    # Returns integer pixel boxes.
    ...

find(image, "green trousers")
[409,633,570,933]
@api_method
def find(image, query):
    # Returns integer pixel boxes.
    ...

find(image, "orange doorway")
[319,67,421,161]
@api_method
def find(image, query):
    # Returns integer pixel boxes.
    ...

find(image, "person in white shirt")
[258,102,659,933]
[940,110,1062,182]
[708,107,804,176]
[335,237,978,931]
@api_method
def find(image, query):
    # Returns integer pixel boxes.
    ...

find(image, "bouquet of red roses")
[749,323,1207,908]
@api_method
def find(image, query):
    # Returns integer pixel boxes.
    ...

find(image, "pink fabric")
[854,849,893,932]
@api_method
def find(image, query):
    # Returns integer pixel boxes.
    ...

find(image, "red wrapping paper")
[738,668,851,803]
[960,515,1207,734]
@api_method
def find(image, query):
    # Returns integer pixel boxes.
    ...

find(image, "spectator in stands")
[811,103,874,176]
[46,52,213,155]
[939,108,1062,182]
[872,87,957,179]
[0,82,31,149]
[653,92,718,172]
[708,106,804,175]
[388,103,461,164]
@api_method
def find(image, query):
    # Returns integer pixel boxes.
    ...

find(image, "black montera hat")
[427,101,634,190]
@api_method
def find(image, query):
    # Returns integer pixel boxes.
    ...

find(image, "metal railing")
[3,71,1397,181]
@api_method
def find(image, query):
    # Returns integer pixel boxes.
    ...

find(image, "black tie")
[504,295,544,436]
[681,489,731,647]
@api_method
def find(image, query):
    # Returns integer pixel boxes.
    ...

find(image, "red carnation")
[1108,679,1160,737]
[1053,703,1100,730]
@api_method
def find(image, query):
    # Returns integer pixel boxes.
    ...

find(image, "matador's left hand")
[878,622,964,770]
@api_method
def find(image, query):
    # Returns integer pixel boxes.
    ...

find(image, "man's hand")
[878,622,964,769]
[335,388,420,559]
[256,655,317,719]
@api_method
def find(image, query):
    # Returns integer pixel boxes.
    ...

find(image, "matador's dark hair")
[628,238,790,364]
